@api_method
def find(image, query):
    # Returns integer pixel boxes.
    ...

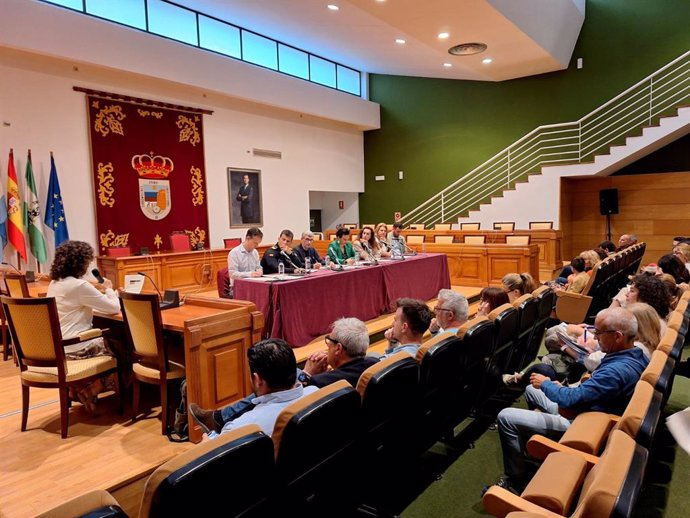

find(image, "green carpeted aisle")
[403,353,690,518]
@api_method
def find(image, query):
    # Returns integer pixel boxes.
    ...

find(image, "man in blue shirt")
[380,298,433,359]
[488,307,649,494]
[193,338,317,439]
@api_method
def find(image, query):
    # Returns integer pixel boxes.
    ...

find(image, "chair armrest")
[483,486,565,518]
[554,291,592,324]
[61,328,110,346]
[35,490,123,518]
[526,435,600,468]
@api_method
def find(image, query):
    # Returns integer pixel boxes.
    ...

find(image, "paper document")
[667,408,690,456]
[124,274,145,294]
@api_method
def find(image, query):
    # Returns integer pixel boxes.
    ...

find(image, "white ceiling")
[174,0,585,82]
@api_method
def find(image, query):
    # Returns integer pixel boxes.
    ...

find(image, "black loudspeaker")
[599,188,619,215]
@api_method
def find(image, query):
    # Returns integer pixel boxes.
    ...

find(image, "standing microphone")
[136,271,179,310]
[91,268,105,284]
[2,262,22,274]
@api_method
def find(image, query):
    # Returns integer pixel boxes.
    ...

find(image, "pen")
[584,328,587,342]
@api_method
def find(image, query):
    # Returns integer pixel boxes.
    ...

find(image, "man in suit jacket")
[236,174,254,223]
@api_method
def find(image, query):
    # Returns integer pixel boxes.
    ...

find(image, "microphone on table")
[91,268,105,284]
[2,262,22,274]
[136,271,180,310]
[403,240,417,256]
[280,250,302,272]
[361,241,377,265]
[2,261,35,282]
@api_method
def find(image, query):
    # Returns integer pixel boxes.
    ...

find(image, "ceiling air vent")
[448,42,487,56]
[252,148,282,159]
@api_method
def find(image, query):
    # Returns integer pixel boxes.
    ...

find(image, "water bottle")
[324,255,331,269]
[304,257,311,271]
[278,262,285,278]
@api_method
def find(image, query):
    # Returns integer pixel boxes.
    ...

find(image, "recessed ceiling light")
[327,4,339,11]
[438,32,450,39]
[395,38,406,44]
[482,58,493,64]
[375,0,386,2]
[443,63,453,68]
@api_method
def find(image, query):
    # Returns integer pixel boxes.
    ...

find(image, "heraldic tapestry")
[86,94,209,254]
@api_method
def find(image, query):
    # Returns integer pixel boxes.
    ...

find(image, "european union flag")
[44,153,69,247]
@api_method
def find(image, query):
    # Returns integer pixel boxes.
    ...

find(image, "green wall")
[361,0,690,223]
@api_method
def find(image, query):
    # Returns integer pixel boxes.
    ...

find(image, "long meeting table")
[233,253,450,347]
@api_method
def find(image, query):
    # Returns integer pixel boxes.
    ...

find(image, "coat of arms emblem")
[132,153,173,220]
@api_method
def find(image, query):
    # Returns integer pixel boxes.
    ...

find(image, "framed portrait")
[228,168,263,228]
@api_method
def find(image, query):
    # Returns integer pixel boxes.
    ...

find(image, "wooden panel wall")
[560,171,690,265]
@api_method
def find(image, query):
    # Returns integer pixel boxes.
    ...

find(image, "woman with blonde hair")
[673,242,690,273]
[627,302,662,356]
[579,250,602,272]
[374,223,392,257]
[501,272,537,302]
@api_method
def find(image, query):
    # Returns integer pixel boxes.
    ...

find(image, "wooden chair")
[409,223,425,230]
[493,222,515,231]
[460,222,480,230]
[484,430,648,518]
[312,232,324,240]
[342,223,358,230]
[1,296,120,438]
[434,235,454,244]
[105,246,132,257]
[434,223,452,231]
[0,302,9,362]
[407,235,425,244]
[464,235,486,244]
[120,292,185,434]
[506,235,530,245]
[529,221,553,230]
[36,424,275,518]
[223,237,242,249]
[4,273,30,298]
[169,232,192,252]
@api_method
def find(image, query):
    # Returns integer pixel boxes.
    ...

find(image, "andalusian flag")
[6,149,27,261]
[45,153,69,247]
[24,150,47,264]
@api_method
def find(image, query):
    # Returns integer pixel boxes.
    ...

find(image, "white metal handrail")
[401,49,690,227]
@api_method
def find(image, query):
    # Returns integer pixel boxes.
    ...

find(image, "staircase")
[399,50,690,229]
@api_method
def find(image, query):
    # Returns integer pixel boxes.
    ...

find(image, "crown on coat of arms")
[131,153,174,178]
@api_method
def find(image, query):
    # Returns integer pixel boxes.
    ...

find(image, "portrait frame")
[228,168,263,228]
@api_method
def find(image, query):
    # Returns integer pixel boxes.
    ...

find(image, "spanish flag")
[7,149,27,261]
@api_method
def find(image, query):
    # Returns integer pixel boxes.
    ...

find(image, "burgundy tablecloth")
[234,253,450,347]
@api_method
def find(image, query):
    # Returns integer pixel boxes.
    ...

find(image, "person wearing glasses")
[486,307,649,495]
[188,318,377,435]
[428,289,469,335]
[292,231,323,269]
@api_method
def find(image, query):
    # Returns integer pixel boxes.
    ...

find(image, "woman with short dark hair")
[327,228,356,265]
[47,240,121,412]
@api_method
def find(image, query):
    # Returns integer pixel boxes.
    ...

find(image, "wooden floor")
[0,285,481,517]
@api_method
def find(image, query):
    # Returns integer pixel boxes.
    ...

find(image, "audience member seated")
[189,318,377,435]
[227,227,263,294]
[47,240,121,413]
[191,338,318,439]
[487,307,649,495]
[502,272,538,303]
[297,317,379,387]
[599,239,616,255]
[375,223,392,257]
[379,298,433,359]
[673,242,690,273]
[476,287,510,318]
[660,273,685,310]
[261,229,302,274]
[658,253,690,284]
[562,256,588,294]
[387,222,407,256]
[352,226,381,261]
[673,236,688,246]
[611,274,671,326]
[579,249,602,272]
[616,232,638,251]
[327,228,356,265]
[292,231,323,269]
[429,289,469,335]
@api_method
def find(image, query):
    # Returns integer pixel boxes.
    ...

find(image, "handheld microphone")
[91,268,105,284]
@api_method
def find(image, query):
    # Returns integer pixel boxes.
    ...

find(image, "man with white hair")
[617,233,638,250]
[293,231,323,269]
[429,289,469,335]
[486,307,649,494]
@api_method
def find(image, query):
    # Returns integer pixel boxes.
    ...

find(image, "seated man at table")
[261,229,302,274]
[387,222,407,256]
[189,317,378,434]
[292,231,323,269]
[380,298,433,359]
[194,338,318,439]
[227,227,263,292]
[487,307,649,494]
[428,289,469,335]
